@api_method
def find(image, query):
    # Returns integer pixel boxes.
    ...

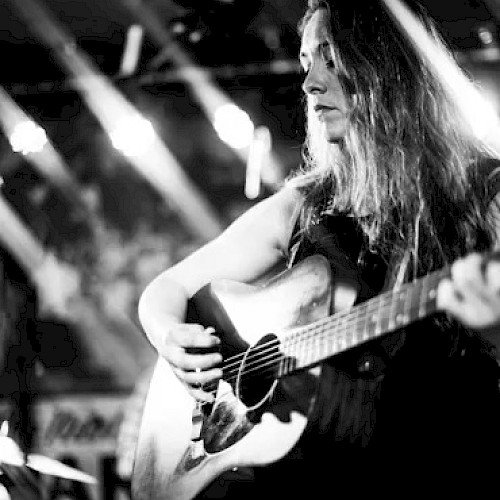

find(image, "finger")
[181,351,223,372]
[484,260,500,295]
[449,253,487,300]
[437,277,499,328]
[436,278,460,312]
[182,366,223,387]
[165,344,222,371]
[152,324,203,356]
[172,364,221,385]
[172,367,220,403]
[168,325,220,349]
[187,386,216,404]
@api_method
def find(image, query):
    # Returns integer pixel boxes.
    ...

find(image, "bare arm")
[138,185,302,400]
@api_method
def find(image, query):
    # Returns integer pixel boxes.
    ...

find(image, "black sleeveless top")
[253,160,500,495]
[198,161,500,498]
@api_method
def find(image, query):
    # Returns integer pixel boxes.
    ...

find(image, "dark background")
[0,0,499,399]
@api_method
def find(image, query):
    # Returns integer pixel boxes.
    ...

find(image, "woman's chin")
[323,123,347,143]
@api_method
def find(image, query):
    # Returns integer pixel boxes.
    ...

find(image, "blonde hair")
[288,0,497,282]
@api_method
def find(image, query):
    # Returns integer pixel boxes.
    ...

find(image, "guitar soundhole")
[237,333,282,409]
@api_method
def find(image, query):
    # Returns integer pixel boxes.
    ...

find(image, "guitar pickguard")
[202,380,255,454]
[178,380,254,474]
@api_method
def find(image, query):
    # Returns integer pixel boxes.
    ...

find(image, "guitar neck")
[279,266,451,375]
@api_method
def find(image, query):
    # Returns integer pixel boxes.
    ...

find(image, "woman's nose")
[302,67,327,95]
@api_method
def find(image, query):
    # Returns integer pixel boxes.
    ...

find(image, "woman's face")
[300,9,350,143]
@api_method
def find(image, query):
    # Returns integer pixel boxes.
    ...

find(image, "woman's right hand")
[138,186,300,403]
[157,322,223,403]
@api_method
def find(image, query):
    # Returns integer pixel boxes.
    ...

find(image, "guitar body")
[132,255,358,500]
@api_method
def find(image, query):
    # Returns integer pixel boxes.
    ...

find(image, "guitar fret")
[309,328,316,366]
[282,333,297,375]
[305,327,315,368]
[315,323,322,364]
[401,286,411,326]
[358,302,370,343]
[406,278,421,322]
[394,289,408,327]
[418,274,439,319]
[387,292,396,331]
[373,299,382,336]
[344,315,353,350]
[322,323,330,354]
[298,330,307,369]
[326,322,334,358]
[419,275,427,318]
[288,352,297,374]
[381,295,393,336]
[349,300,359,348]
[389,287,404,331]
[305,329,312,368]
[369,308,381,337]
[336,326,345,353]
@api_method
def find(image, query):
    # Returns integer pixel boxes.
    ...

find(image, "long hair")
[288,0,499,283]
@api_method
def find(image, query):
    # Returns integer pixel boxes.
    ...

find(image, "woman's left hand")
[437,252,500,333]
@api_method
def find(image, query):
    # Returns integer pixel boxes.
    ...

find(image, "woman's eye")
[319,43,335,69]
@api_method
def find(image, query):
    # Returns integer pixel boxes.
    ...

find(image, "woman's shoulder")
[249,184,304,231]
[272,182,305,207]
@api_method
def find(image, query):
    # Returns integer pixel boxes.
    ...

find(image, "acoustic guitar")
[131,253,448,500]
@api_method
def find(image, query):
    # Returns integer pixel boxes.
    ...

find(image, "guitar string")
[202,296,431,399]
[222,262,448,378]
[218,277,429,378]
[222,294,402,374]
[197,268,445,399]
[202,298,431,400]
[217,281,428,385]
[217,284,406,374]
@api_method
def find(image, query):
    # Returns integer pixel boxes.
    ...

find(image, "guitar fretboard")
[279,266,451,376]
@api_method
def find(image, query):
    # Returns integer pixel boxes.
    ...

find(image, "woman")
[133,1,500,497]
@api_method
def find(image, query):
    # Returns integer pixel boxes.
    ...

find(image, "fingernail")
[205,327,215,334]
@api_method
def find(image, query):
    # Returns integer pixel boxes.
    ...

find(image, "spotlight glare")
[109,115,155,157]
[9,121,48,155]
[213,104,255,150]
[478,26,494,46]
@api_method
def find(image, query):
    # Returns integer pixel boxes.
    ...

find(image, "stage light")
[119,24,144,77]
[171,22,186,35]
[213,104,255,150]
[382,0,500,153]
[188,30,203,44]
[245,126,271,199]
[9,120,48,155]
[109,115,156,157]
[478,27,494,46]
